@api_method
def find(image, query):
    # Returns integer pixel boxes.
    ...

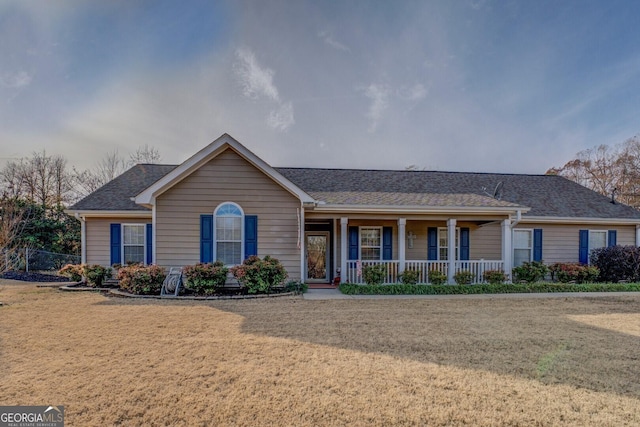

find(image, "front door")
[306,232,329,282]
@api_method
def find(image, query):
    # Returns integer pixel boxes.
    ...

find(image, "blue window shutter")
[460,228,470,261]
[608,230,617,247]
[533,228,543,262]
[200,215,213,263]
[146,224,152,265]
[348,226,359,260]
[110,224,121,265]
[427,227,438,260]
[244,215,258,258]
[579,229,589,264]
[382,227,393,260]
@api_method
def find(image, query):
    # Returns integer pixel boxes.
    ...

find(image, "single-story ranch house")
[67,133,640,284]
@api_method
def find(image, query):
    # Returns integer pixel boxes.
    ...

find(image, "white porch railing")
[345,260,504,284]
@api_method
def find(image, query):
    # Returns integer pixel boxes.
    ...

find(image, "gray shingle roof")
[70,164,177,211]
[275,168,640,219]
[69,163,640,220]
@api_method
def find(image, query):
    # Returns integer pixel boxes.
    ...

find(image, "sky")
[2,0,640,174]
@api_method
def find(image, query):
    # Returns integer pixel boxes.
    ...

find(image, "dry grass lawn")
[1,281,639,426]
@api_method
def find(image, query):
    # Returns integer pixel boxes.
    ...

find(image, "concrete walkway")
[302,288,640,300]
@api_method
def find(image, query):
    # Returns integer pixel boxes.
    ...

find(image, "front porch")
[304,215,517,285]
[343,259,505,284]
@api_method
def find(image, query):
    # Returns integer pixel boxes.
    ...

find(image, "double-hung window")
[215,203,243,265]
[513,229,532,267]
[360,227,382,260]
[123,224,146,264]
[589,230,607,252]
[437,228,460,261]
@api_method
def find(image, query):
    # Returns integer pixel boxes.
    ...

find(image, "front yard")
[1,280,639,425]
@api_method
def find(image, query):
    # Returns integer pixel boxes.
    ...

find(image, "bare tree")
[548,136,640,208]
[128,144,161,166]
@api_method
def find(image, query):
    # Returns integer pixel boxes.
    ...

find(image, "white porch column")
[447,218,456,284]
[502,218,512,280]
[340,217,348,281]
[398,218,406,274]
[79,216,86,264]
[299,207,305,282]
[636,225,640,247]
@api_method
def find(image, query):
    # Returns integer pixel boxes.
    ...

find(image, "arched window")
[214,202,243,265]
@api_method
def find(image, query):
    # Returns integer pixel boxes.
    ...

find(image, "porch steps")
[307,283,337,289]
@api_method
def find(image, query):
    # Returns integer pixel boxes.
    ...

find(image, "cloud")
[234,47,280,102]
[233,46,295,132]
[1,71,32,89]
[318,30,350,52]
[363,83,391,133]
[398,83,427,101]
[266,101,295,131]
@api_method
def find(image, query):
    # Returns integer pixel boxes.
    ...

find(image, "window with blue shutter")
[200,215,213,263]
[348,226,359,260]
[146,224,152,265]
[533,228,543,262]
[579,229,589,264]
[427,227,438,260]
[460,228,470,261]
[382,227,393,260]
[244,215,258,259]
[110,224,121,265]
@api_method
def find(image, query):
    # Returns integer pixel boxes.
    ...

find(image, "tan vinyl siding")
[85,217,151,267]
[470,222,502,260]
[517,223,637,264]
[155,148,302,279]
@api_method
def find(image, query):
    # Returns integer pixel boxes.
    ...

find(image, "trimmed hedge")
[339,282,640,295]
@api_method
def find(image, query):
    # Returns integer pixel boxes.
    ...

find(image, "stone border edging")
[108,288,297,300]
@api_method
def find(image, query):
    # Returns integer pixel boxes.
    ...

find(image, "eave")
[520,215,640,225]
[65,209,152,219]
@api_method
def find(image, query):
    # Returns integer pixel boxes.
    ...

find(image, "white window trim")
[359,226,383,261]
[213,202,245,267]
[437,227,460,261]
[121,223,147,265]
[512,228,533,266]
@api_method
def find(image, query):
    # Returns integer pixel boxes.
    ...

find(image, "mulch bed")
[1,271,70,282]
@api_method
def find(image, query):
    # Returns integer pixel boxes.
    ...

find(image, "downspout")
[75,213,86,264]
[510,209,522,229]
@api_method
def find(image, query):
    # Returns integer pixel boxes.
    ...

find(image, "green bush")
[428,269,447,285]
[549,262,599,283]
[339,281,640,295]
[183,261,228,295]
[83,264,112,287]
[231,255,288,294]
[512,261,549,283]
[117,264,166,295]
[590,245,640,282]
[483,269,506,285]
[362,263,387,285]
[453,270,474,285]
[59,263,84,282]
[399,269,420,285]
[283,280,308,293]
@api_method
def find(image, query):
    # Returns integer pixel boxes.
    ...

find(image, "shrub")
[453,270,474,285]
[399,269,420,285]
[483,269,506,285]
[512,261,549,283]
[549,262,599,283]
[231,255,288,294]
[117,264,166,295]
[183,261,228,295]
[590,245,640,283]
[59,263,84,282]
[428,269,447,285]
[83,264,111,287]
[362,263,387,285]
[283,280,308,293]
